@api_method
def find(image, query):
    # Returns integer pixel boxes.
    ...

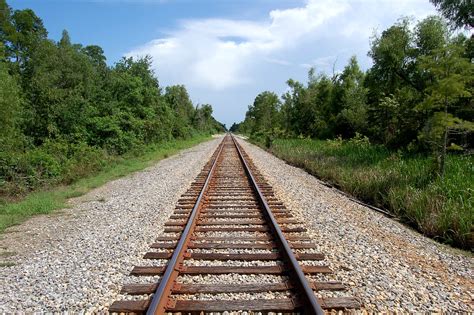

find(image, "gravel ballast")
[0,136,222,313]
[1,135,472,313]
[237,138,473,313]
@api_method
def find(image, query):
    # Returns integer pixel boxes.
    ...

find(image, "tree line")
[0,0,225,196]
[233,9,473,177]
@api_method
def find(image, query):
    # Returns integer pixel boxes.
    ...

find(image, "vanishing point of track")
[110,134,360,314]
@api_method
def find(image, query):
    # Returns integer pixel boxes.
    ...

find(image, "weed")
[0,135,211,233]
[267,138,473,249]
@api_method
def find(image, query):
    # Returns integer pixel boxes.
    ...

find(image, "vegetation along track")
[110,134,360,314]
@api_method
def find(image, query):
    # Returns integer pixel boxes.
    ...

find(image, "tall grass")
[0,135,212,232]
[268,137,473,249]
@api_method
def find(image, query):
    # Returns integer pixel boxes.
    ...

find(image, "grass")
[263,137,473,250]
[0,135,212,233]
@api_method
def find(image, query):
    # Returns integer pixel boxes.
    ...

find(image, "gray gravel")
[0,136,223,313]
[237,137,474,313]
[2,134,472,313]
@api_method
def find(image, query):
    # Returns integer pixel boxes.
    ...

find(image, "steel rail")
[231,134,324,315]
[146,136,226,315]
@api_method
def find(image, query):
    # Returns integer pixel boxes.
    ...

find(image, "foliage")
[429,0,474,29]
[235,15,472,153]
[418,42,473,176]
[233,11,473,249]
[268,138,473,249]
[0,1,224,202]
[0,135,211,232]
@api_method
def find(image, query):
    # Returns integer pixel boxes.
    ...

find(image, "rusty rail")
[146,138,225,314]
[231,135,324,315]
[109,134,360,314]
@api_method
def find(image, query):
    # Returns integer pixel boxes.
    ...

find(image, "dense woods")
[233,9,473,249]
[235,15,472,162]
[0,0,224,198]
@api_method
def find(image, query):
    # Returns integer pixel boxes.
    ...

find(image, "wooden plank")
[108,299,149,313]
[121,283,157,294]
[202,213,291,219]
[150,242,176,249]
[121,281,346,295]
[313,281,346,291]
[319,297,361,309]
[284,235,313,241]
[170,215,189,220]
[154,236,180,241]
[172,283,292,294]
[302,265,332,273]
[150,241,313,250]
[205,204,259,208]
[172,210,191,214]
[290,243,316,249]
[188,252,282,260]
[169,299,300,312]
[195,226,268,232]
[131,265,330,276]
[200,210,261,214]
[296,253,325,260]
[143,252,171,259]
[180,266,285,275]
[190,242,274,250]
[131,265,285,275]
[143,251,323,261]
[162,226,305,233]
[208,197,256,200]
[200,219,267,225]
[131,266,165,275]
[281,227,307,232]
[143,252,285,260]
[201,214,262,219]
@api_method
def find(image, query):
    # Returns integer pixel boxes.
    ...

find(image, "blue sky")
[9,0,436,127]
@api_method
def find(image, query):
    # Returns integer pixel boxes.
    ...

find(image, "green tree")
[365,16,453,148]
[22,36,97,142]
[418,42,473,176]
[334,56,368,137]
[430,0,473,29]
[247,91,280,135]
[164,85,195,138]
[3,7,47,68]
[282,79,310,136]
[0,54,22,151]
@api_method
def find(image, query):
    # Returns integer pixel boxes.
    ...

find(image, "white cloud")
[127,0,349,90]
[125,0,436,125]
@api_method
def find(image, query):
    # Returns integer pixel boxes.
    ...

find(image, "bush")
[0,140,109,196]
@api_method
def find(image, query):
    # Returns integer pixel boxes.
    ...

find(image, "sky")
[9,0,437,127]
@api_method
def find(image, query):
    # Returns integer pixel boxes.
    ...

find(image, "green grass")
[265,137,473,250]
[0,135,212,233]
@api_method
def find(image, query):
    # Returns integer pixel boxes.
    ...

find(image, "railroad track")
[110,134,360,314]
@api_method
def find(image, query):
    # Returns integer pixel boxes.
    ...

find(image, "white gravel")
[0,136,223,313]
[237,137,474,313]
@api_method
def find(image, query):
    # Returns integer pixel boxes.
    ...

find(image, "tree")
[58,29,71,48]
[82,45,107,70]
[430,0,474,29]
[419,42,473,176]
[334,56,368,137]
[4,7,47,67]
[164,84,195,138]
[282,79,311,136]
[365,16,454,148]
[247,91,280,135]
[0,0,14,47]
[0,55,22,151]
